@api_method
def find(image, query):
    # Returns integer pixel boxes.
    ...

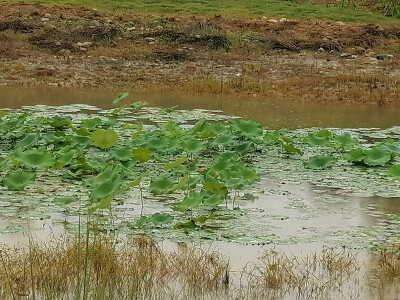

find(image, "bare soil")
[0,3,399,105]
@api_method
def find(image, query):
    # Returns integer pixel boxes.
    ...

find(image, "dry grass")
[2,235,399,300]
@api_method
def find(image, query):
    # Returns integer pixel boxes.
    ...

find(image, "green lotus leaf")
[2,171,35,191]
[150,175,175,195]
[110,146,133,161]
[92,165,120,188]
[211,135,236,148]
[71,135,92,148]
[176,191,204,211]
[163,157,188,171]
[282,143,303,155]
[224,177,246,190]
[182,138,206,153]
[49,116,72,128]
[236,142,255,154]
[388,165,400,177]
[203,194,224,207]
[230,119,263,138]
[187,175,202,190]
[91,129,118,149]
[381,142,400,156]
[0,110,8,119]
[81,118,103,128]
[54,151,76,169]
[364,147,391,166]
[15,149,54,169]
[130,101,147,112]
[112,92,129,106]
[209,158,234,173]
[160,121,184,138]
[306,132,331,147]
[203,181,228,196]
[72,127,91,136]
[131,216,149,228]
[174,220,197,230]
[151,213,174,226]
[86,156,108,172]
[303,154,336,170]
[129,171,149,187]
[145,137,169,152]
[15,133,40,149]
[54,196,78,205]
[343,148,367,163]
[133,148,152,163]
[239,167,259,183]
[264,130,286,144]
[90,176,122,202]
[333,133,359,149]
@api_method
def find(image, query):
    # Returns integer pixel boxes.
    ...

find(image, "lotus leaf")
[282,143,303,155]
[203,181,228,196]
[303,154,336,170]
[150,175,175,194]
[81,118,102,128]
[71,135,92,148]
[182,138,206,153]
[54,151,76,169]
[381,142,400,156]
[110,146,133,161]
[230,119,263,138]
[90,176,122,202]
[174,220,197,230]
[388,165,400,177]
[133,148,151,163]
[146,137,168,151]
[203,194,224,207]
[163,157,188,171]
[91,129,118,149]
[86,156,108,172]
[0,110,8,119]
[54,196,78,205]
[151,213,174,226]
[211,134,236,148]
[112,92,129,106]
[176,191,203,210]
[15,133,40,149]
[333,133,359,149]
[49,116,72,128]
[72,127,91,136]
[306,132,331,147]
[15,149,54,169]
[129,171,149,187]
[364,147,391,166]
[344,148,367,163]
[92,165,120,187]
[160,121,184,138]
[2,171,35,191]
[130,101,147,112]
[131,216,149,228]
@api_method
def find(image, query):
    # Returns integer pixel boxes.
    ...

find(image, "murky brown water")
[1,87,400,129]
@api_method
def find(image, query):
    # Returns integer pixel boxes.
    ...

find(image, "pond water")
[2,86,400,129]
[0,87,399,299]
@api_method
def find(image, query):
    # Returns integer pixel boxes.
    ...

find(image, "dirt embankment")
[0,3,399,105]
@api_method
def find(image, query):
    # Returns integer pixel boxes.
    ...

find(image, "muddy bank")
[0,3,399,105]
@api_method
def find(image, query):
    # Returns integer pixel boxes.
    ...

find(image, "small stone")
[279,18,287,23]
[126,27,136,31]
[268,19,278,23]
[156,25,163,30]
[144,37,155,41]
[81,42,93,47]
[337,21,345,26]
[340,53,352,59]
[148,41,155,45]
[376,54,394,60]
[44,13,51,18]
[318,48,325,53]
[40,18,50,22]
[79,47,87,52]
[90,20,102,27]
[329,50,335,54]
[59,49,71,56]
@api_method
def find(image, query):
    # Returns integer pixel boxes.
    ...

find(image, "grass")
[2,0,397,23]
[1,233,399,299]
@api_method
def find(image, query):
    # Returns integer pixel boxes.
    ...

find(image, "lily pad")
[91,129,118,149]
[15,149,54,169]
[150,175,175,195]
[151,213,174,226]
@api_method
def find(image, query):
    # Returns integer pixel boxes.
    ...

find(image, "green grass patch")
[2,0,396,23]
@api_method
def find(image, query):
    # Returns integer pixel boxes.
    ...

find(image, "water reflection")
[1,87,400,129]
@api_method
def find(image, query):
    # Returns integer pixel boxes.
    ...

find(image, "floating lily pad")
[2,171,35,191]
[91,129,118,149]
[303,154,336,170]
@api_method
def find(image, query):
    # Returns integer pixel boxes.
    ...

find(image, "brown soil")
[0,3,399,105]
